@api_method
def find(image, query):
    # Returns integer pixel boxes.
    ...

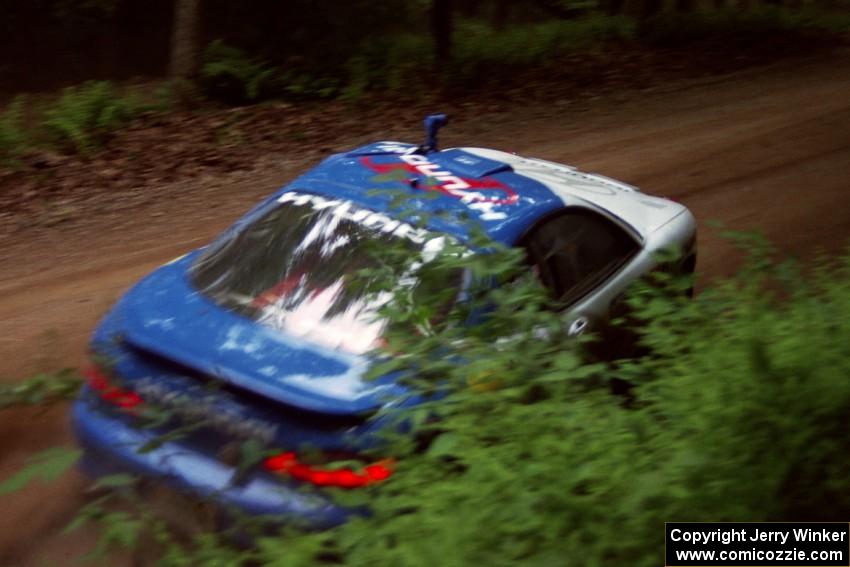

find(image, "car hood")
[115,255,407,416]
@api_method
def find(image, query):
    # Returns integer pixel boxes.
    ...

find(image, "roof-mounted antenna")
[417,113,448,154]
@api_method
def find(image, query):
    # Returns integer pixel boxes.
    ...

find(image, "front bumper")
[71,392,351,530]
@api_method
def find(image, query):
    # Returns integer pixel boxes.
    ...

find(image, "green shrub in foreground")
[0,368,81,409]
[249,239,850,567]
[42,80,140,154]
[0,96,27,164]
[5,234,850,567]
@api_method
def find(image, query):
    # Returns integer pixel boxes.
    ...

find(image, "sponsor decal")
[278,191,431,243]
[134,377,279,444]
[360,154,519,221]
[372,143,411,154]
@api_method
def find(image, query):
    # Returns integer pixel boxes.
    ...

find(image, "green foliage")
[244,237,850,566]
[0,96,27,165]
[142,82,183,114]
[447,16,635,85]
[48,230,850,565]
[342,16,635,96]
[42,81,141,154]
[0,368,82,408]
[200,40,342,104]
[200,40,279,105]
[342,34,432,99]
[69,496,148,563]
[17,215,847,565]
[278,72,342,101]
[639,6,850,48]
[0,446,81,496]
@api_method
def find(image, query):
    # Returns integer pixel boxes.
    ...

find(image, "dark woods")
[3,0,842,93]
[1,0,421,90]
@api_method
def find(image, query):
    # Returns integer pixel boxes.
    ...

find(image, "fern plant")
[0,95,27,165]
[200,40,278,104]
[42,81,138,154]
[0,368,82,409]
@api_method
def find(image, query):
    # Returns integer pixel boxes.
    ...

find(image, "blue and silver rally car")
[73,115,696,528]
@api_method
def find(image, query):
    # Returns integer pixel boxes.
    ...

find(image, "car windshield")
[190,191,463,355]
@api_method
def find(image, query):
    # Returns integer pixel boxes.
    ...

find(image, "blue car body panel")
[72,142,571,527]
[278,142,564,245]
[119,255,409,416]
[72,396,352,528]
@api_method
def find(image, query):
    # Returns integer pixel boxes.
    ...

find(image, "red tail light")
[264,452,394,489]
[84,365,143,410]
[85,365,392,488]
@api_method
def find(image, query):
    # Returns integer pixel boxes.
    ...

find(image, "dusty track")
[1,51,850,565]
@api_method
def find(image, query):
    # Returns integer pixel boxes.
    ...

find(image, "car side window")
[522,209,639,307]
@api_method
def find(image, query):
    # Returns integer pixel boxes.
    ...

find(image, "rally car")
[72,115,696,529]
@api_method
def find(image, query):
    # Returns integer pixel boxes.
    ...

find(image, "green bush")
[639,7,850,48]
[200,40,343,103]
[448,15,634,84]
[0,96,27,165]
[42,81,140,154]
[342,33,432,99]
[5,222,850,565]
[242,237,850,566]
[200,40,279,105]
[278,71,342,101]
[342,16,635,96]
[101,233,849,566]
[0,368,81,409]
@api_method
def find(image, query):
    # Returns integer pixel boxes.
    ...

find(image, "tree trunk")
[432,0,454,65]
[169,0,201,79]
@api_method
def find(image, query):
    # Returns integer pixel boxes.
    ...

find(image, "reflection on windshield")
[190,191,461,355]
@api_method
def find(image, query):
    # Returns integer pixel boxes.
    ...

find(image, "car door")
[520,208,640,337]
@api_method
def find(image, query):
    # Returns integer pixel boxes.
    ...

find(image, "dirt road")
[1,50,850,565]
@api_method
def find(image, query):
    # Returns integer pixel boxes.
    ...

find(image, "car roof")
[280,142,563,245]
[279,141,685,245]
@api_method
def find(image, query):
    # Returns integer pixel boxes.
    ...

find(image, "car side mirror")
[566,315,590,337]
